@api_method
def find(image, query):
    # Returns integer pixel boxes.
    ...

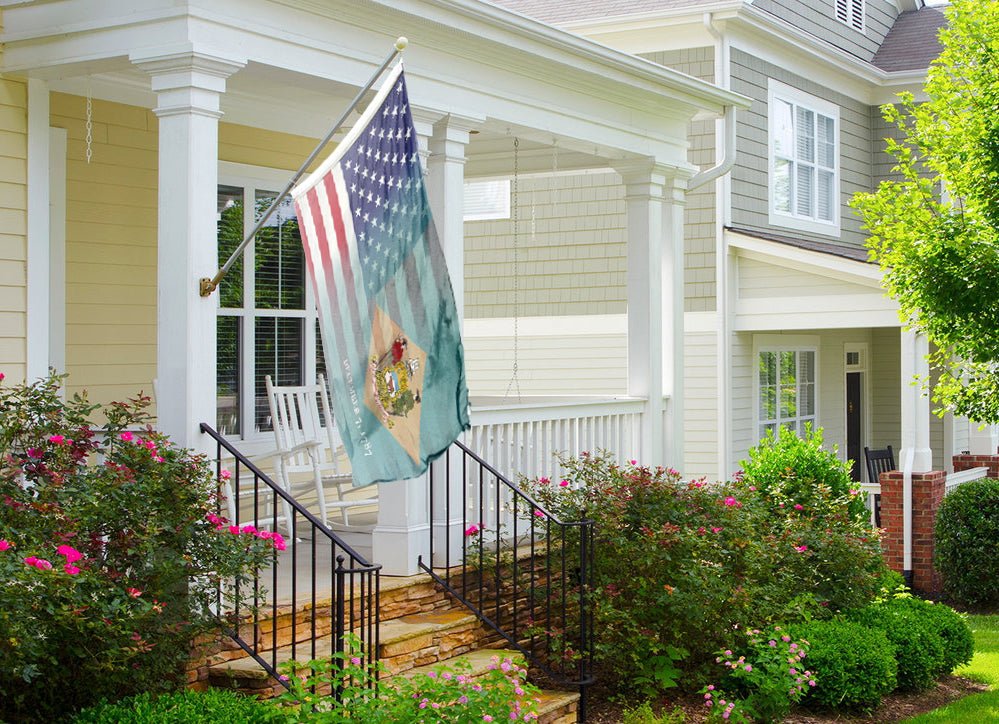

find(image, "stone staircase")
[201,572,581,723]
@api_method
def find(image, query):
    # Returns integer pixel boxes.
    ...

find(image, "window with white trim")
[835,0,865,32]
[768,81,840,235]
[464,179,510,221]
[757,348,817,439]
[216,179,324,439]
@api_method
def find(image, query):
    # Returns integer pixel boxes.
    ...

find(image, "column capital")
[614,158,694,201]
[131,46,245,119]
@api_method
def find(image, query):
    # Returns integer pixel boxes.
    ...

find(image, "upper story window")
[768,80,840,236]
[835,0,865,33]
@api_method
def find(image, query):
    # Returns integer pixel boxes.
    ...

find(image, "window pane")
[773,159,792,213]
[217,315,241,435]
[796,107,815,163]
[255,191,305,310]
[817,169,835,221]
[800,382,815,416]
[217,186,244,309]
[760,385,777,423]
[781,384,797,419]
[818,115,836,168]
[800,351,816,383]
[773,99,795,158]
[254,317,305,432]
[796,165,814,217]
[759,351,777,386]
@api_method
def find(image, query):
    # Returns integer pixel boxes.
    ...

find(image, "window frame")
[767,80,841,237]
[217,161,320,452]
[753,334,820,443]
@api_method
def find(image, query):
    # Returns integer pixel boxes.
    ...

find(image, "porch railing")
[420,440,594,720]
[468,396,645,483]
[200,423,381,690]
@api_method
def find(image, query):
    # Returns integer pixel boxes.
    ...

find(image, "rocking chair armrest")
[276,440,324,459]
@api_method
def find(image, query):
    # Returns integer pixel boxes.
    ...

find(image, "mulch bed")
[585,675,989,722]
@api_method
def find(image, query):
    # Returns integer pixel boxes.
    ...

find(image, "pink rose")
[464,523,480,537]
[119,431,134,442]
[57,545,83,563]
[48,435,65,445]
[559,479,569,487]
[64,564,81,575]
[127,587,143,598]
[0,540,11,551]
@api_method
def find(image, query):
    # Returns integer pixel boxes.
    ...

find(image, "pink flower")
[711,526,723,534]
[534,509,544,518]
[256,530,273,540]
[0,372,5,381]
[48,435,65,445]
[0,540,11,551]
[119,431,134,442]
[794,544,808,552]
[220,469,232,480]
[26,448,42,459]
[538,477,550,485]
[57,545,83,563]
[127,587,143,598]
[64,564,81,575]
[483,717,493,723]
[748,485,757,491]
[228,525,240,535]
[794,503,804,511]
[153,456,164,463]
[628,459,637,466]
[464,523,480,536]
[29,557,52,570]
[745,664,752,672]
[559,479,569,488]
[240,525,257,535]
[272,534,287,551]
[23,556,38,566]
[724,496,738,507]
[351,656,361,666]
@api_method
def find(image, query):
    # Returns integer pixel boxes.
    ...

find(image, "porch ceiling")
[0,0,748,170]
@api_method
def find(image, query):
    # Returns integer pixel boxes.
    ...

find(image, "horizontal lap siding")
[0,77,26,383]
[738,257,875,297]
[684,331,719,480]
[750,0,897,60]
[870,326,900,450]
[464,326,626,396]
[731,331,754,468]
[53,93,158,408]
[729,48,872,249]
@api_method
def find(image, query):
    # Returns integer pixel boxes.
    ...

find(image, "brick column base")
[952,453,999,477]
[879,469,946,595]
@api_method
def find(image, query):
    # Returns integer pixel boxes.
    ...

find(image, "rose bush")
[0,374,277,722]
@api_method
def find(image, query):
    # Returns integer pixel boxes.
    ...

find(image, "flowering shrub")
[700,626,815,723]
[274,636,541,722]
[519,441,885,695]
[0,374,276,722]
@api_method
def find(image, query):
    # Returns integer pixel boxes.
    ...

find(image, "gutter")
[689,13,738,191]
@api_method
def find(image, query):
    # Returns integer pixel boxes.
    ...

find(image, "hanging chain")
[85,80,93,164]
[504,136,522,403]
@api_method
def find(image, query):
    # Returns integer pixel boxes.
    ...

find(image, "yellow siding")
[219,122,319,171]
[51,92,158,406]
[0,76,26,383]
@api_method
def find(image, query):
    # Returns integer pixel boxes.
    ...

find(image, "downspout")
[902,447,914,588]
[688,103,737,190]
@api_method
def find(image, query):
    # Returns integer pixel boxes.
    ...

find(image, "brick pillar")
[879,469,946,594]
[952,453,999,478]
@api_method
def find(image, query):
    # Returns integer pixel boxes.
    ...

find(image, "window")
[757,348,817,439]
[768,80,839,235]
[216,170,324,439]
[464,179,510,221]
[835,0,865,32]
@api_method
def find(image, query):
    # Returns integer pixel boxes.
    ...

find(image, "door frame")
[844,342,871,481]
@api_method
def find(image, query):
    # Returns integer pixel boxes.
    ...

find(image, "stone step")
[207,609,484,695]
[394,647,526,680]
[536,689,581,724]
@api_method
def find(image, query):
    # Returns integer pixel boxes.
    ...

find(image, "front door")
[846,372,862,481]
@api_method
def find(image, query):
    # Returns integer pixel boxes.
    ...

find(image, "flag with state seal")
[292,62,469,487]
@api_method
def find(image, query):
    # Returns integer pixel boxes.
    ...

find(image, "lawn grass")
[903,613,999,722]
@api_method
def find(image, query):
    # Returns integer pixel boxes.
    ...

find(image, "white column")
[899,328,932,581]
[372,477,430,576]
[428,115,479,567]
[969,422,999,455]
[26,79,50,381]
[132,49,245,450]
[618,161,689,468]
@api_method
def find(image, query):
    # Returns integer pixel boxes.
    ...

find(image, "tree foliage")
[852,0,999,422]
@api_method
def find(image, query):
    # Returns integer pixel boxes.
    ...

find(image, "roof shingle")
[872,6,947,72]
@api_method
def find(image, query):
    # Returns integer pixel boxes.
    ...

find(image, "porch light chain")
[85,81,93,164]
[504,136,522,403]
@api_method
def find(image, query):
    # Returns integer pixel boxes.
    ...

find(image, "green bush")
[73,690,281,723]
[935,478,999,606]
[519,438,885,695]
[0,375,276,722]
[906,599,974,675]
[790,619,896,711]
[848,597,947,691]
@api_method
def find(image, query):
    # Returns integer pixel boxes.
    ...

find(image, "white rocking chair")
[265,374,375,529]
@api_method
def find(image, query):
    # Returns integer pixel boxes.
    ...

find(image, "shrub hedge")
[935,478,999,606]
[73,690,281,723]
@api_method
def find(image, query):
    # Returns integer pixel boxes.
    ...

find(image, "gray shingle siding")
[730,47,872,251]
[751,0,897,62]
[642,47,718,313]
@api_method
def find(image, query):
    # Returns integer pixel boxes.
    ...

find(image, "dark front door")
[847,372,862,481]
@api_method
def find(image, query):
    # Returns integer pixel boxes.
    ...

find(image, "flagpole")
[200,36,409,297]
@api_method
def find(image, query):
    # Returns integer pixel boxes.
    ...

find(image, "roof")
[486,0,712,25]
[872,6,947,72]
[726,227,872,263]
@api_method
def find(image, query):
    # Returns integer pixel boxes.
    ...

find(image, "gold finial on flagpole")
[395,37,408,51]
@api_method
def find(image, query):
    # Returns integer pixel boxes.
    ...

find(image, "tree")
[853,0,999,423]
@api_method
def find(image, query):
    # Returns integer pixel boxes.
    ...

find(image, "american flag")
[292,63,469,487]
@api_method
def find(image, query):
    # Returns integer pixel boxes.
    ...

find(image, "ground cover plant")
[0,374,277,722]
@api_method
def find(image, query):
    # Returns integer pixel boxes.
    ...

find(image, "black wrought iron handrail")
[200,423,381,693]
[420,439,594,720]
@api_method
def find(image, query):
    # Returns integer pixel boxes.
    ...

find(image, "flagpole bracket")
[199,277,217,297]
